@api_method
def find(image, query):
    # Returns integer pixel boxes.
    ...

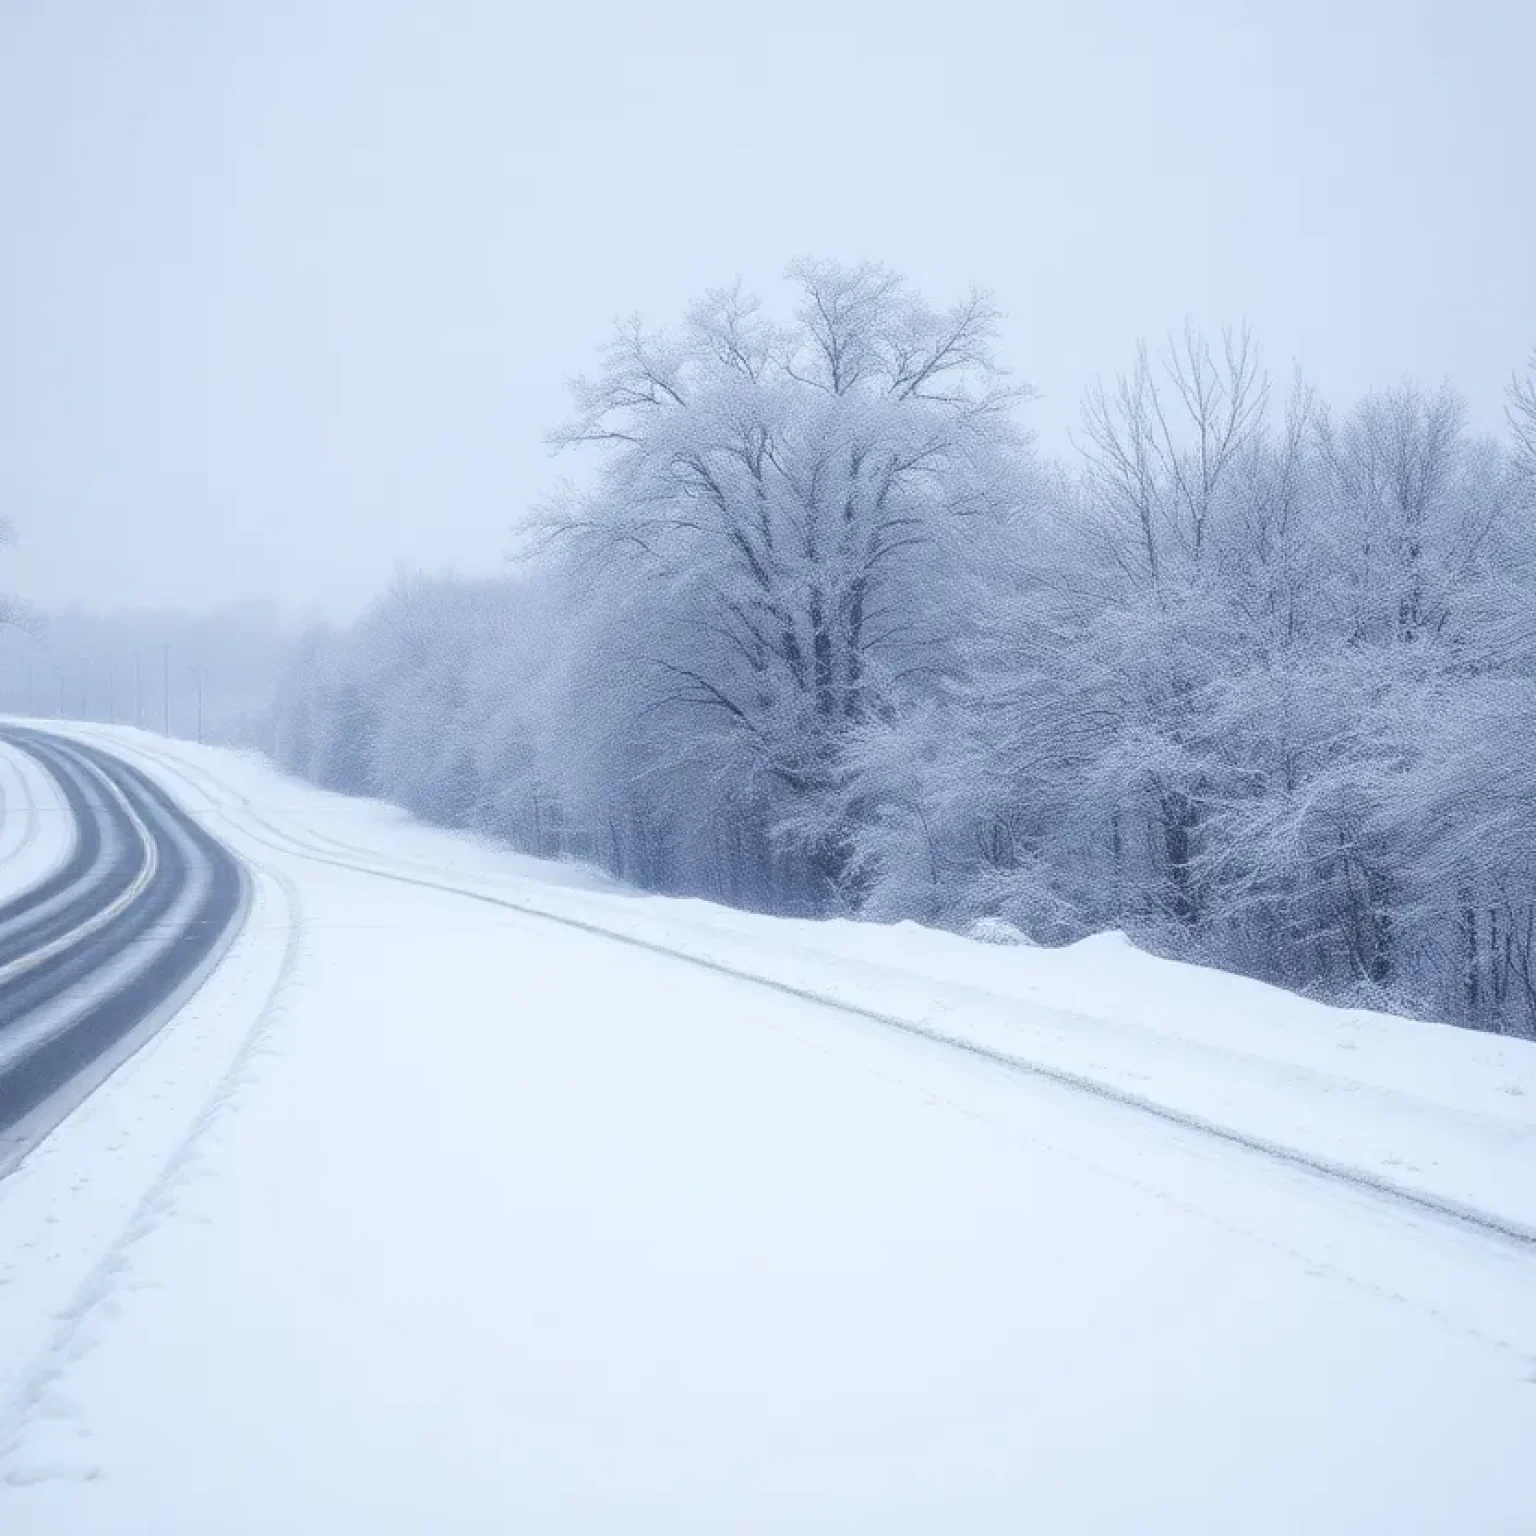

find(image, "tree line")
[271,262,1536,1037]
[0,600,295,745]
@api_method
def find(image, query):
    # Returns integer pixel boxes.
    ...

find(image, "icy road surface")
[0,739,73,908]
[1,727,1533,1534]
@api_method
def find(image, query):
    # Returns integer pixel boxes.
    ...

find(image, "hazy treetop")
[1,0,1531,615]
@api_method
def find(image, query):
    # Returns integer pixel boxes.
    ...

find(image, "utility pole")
[106,661,115,725]
[196,664,204,745]
[134,655,142,728]
[162,644,171,736]
[25,665,32,717]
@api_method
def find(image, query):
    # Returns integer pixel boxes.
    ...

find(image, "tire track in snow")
[0,743,48,905]
[0,744,36,865]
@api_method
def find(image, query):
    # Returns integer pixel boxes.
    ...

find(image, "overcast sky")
[2,0,1532,616]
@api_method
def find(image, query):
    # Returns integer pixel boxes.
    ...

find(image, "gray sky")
[2,0,1532,616]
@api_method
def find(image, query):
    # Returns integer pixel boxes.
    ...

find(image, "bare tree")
[1078,325,1268,586]
[1071,327,1270,926]
[536,261,1031,905]
[1509,350,1536,476]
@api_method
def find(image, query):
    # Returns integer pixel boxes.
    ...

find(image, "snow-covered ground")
[1,724,1534,1533]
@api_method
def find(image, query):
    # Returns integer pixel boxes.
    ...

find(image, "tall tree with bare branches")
[534,261,1032,907]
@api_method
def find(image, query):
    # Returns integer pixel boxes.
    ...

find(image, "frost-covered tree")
[265,271,1536,1037]
[863,329,1280,943]
[535,261,1032,908]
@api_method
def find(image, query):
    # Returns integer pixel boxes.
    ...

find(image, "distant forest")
[269,262,1536,1038]
[0,600,294,748]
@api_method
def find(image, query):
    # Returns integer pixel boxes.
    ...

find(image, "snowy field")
[0,725,1533,1533]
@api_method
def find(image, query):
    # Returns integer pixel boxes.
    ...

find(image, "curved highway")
[0,727,247,1176]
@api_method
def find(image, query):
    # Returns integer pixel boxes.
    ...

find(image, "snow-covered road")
[0,740,73,909]
[1,728,1533,1533]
